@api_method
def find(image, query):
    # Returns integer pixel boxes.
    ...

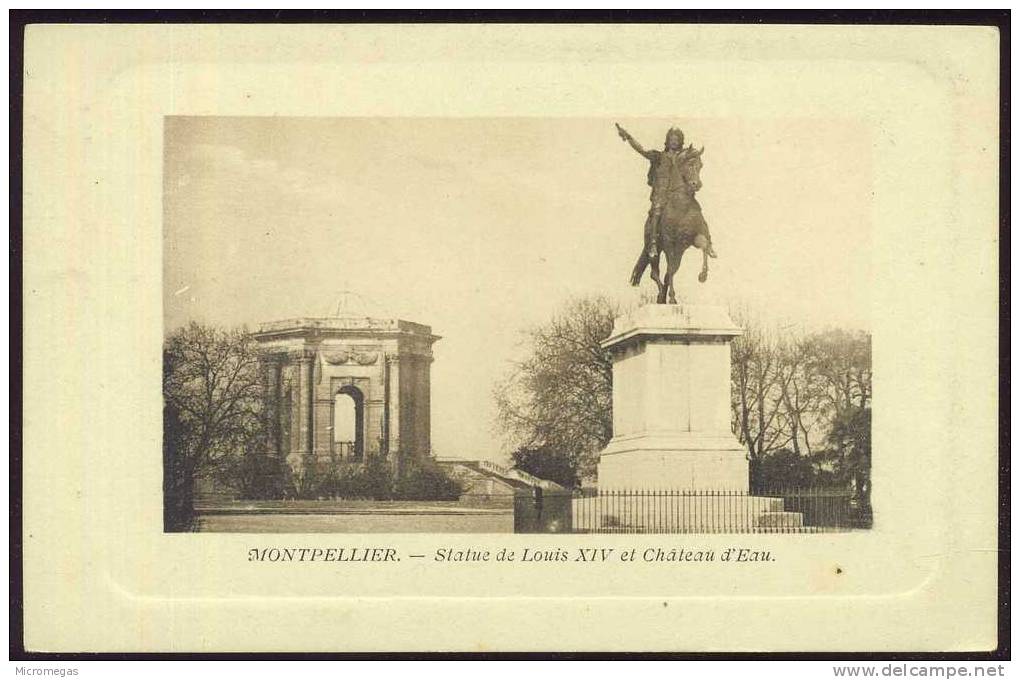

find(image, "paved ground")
[196,511,513,533]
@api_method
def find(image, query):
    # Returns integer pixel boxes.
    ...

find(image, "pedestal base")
[598,432,748,491]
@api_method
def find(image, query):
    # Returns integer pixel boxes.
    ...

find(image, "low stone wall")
[196,497,510,514]
[194,500,514,533]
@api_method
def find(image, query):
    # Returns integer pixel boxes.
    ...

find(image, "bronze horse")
[629,148,715,304]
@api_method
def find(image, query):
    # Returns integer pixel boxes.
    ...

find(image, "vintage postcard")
[19,22,1002,653]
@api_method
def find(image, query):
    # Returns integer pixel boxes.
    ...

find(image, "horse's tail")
[630,250,648,286]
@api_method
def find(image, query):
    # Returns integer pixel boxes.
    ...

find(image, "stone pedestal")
[597,304,747,492]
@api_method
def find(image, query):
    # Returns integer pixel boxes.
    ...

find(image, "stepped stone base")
[572,495,804,533]
[755,511,804,528]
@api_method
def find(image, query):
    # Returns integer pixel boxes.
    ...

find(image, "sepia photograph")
[162,117,872,535]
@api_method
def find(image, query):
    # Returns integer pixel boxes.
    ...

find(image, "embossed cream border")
[21,24,1000,652]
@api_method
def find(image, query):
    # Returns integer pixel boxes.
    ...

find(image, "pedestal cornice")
[602,304,742,351]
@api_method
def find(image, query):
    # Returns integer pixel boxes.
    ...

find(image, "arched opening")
[332,386,364,461]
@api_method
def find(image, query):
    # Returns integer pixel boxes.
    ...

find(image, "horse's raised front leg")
[694,234,711,283]
[698,249,709,283]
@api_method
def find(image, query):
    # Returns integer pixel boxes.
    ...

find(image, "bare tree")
[802,329,872,422]
[163,323,265,530]
[775,334,829,457]
[730,307,788,462]
[730,311,872,469]
[494,296,618,485]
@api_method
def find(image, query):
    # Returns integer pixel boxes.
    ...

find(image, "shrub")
[750,449,823,493]
[309,456,391,500]
[233,452,287,500]
[511,445,580,489]
[359,456,396,500]
[331,460,365,499]
[394,457,464,501]
[286,454,463,501]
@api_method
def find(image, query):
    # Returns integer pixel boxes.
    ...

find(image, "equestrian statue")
[615,124,717,304]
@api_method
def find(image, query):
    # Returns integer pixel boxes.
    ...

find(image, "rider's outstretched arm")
[615,124,655,160]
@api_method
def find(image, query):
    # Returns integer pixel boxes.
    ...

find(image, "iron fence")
[514,487,856,534]
[330,440,361,461]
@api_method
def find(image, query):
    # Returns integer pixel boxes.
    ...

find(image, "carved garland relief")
[323,350,379,366]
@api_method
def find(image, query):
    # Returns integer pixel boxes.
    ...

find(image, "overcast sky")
[164,117,871,462]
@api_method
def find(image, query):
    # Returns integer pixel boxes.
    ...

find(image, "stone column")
[421,352,433,456]
[364,397,384,458]
[286,360,301,470]
[313,395,333,460]
[284,351,312,473]
[261,355,281,457]
[597,304,746,491]
[385,352,401,455]
[296,352,314,457]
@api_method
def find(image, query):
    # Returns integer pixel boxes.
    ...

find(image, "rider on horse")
[616,124,718,262]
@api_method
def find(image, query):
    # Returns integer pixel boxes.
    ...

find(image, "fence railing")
[514,487,856,534]
[330,440,360,461]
